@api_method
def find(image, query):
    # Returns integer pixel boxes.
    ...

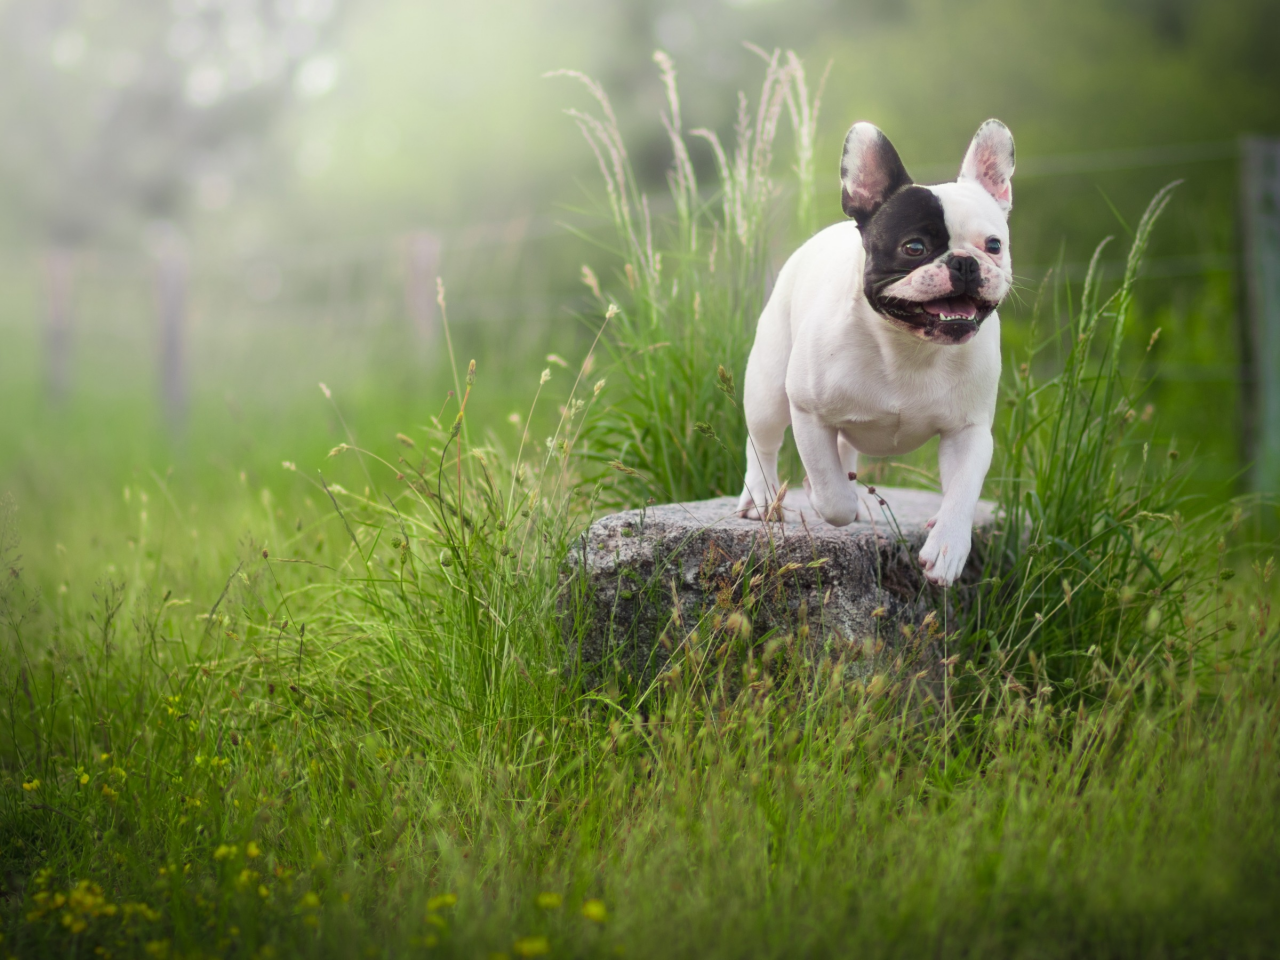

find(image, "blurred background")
[1,0,1279,521]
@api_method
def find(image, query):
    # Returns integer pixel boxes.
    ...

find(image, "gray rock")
[561,486,995,683]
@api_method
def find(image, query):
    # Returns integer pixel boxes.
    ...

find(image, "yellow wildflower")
[213,844,237,861]
[245,841,261,859]
[122,902,161,922]
[581,898,608,922]
[426,893,457,911]
[21,779,39,791]
[513,936,550,957]
[535,892,562,910]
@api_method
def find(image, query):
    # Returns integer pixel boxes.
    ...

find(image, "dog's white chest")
[832,389,956,458]
[827,361,976,456]
[788,303,1000,458]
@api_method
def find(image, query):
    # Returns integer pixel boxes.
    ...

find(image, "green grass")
[2,53,1280,960]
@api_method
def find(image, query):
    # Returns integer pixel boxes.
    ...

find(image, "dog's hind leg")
[736,393,789,520]
[836,432,870,521]
[836,432,860,480]
[737,432,786,520]
[737,319,792,519]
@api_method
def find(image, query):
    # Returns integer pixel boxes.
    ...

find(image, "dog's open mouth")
[921,296,980,321]
[874,293,999,327]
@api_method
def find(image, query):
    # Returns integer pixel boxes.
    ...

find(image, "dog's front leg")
[919,424,993,586]
[791,407,861,527]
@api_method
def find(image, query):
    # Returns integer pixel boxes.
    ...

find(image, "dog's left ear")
[959,119,1015,215]
[840,122,912,227]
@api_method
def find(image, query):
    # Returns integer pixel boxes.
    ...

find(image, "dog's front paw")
[806,480,862,528]
[918,522,972,587]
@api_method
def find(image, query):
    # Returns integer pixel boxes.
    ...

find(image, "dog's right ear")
[840,122,912,227]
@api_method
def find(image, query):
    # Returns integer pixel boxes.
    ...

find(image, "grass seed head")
[716,364,735,400]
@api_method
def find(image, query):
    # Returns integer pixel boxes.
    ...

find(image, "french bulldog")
[735,119,1015,586]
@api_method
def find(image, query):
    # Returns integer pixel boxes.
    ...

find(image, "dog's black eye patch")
[860,186,949,274]
[861,185,954,322]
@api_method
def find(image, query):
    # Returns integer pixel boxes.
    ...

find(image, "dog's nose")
[946,253,982,296]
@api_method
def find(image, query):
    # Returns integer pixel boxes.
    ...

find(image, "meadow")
[2,55,1279,960]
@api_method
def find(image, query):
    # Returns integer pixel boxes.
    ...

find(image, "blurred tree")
[0,0,344,403]
[0,0,343,245]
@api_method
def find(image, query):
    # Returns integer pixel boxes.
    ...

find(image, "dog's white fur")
[736,121,1014,586]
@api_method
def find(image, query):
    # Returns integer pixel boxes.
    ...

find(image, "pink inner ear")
[964,138,1014,205]
[850,164,890,204]
[977,156,1011,201]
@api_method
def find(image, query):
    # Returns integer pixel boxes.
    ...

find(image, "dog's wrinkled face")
[840,120,1015,344]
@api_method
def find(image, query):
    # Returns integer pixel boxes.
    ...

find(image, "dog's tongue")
[922,297,978,319]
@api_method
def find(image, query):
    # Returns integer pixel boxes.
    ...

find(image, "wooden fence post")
[404,230,441,346]
[42,247,75,402]
[1241,138,1280,494]
[152,229,189,430]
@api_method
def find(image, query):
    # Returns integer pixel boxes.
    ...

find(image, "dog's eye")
[901,239,927,257]
[985,237,1003,255]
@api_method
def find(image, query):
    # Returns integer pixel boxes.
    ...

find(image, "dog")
[735,119,1015,587]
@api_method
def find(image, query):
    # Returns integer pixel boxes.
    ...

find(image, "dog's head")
[841,119,1015,345]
